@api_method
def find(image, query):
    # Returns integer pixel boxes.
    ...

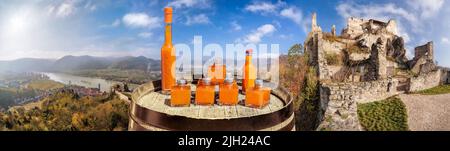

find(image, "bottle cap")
[245,49,253,55]
[164,7,173,23]
[203,78,211,85]
[177,79,187,85]
[255,79,263,86]
[224,78,233,84]
[224,73,233,84]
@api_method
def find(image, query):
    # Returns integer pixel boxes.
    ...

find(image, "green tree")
[288,44,303,67]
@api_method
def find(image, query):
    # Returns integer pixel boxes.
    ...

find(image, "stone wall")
[317,79,401,130]
[115,91,131,103]
[443,69,450,84]
[409,69,442,92]
[414,42,433,61]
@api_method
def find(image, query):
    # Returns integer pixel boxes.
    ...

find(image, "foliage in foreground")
[0,92,129,131]
[280,44,320,131]
[414,85,450,95]
[357,97,409,131]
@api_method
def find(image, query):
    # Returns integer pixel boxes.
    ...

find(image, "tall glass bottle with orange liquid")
[242,49,256,93]
[245,80,270,108]
[195,78,215,105]
[219,74,239,105]
[170,79,191,107]
[161,7,176,92]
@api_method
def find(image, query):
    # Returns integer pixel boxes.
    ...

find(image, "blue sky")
[0,0,449,66]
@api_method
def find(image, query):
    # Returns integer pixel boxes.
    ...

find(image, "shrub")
[295,66,320,131]
[346,44,367,54]
[323,34,342,43]
[324,52,343,66]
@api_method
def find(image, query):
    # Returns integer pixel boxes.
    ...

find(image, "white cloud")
[100,19,121,28]
[396,22,411,43]
[230,21,242,31]
[122,13,161,29]
[245,2,307,32]
[185,14,210,25]
[336,3,418,25]
[46,0,99,18]
[84,1,97,11]
[56,1,75,18]
[407,0,444,19]
[245,1,280,14]
[442,37,450,44]
[112,19,121,27]
[280,7,302,25]
[167,0,211,9]
[138,32,153,38]
[240,24,276,44]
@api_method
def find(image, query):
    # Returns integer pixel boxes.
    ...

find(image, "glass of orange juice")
[219,75,239,105]
[195,78,215,105]
[170,79,191,107]
[245,80,270,108]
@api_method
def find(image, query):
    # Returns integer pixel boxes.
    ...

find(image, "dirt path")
[399,94,450,131]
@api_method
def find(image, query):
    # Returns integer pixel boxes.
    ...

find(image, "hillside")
[0,55,160,73]
[0,58,54,72]
[109,56,161,71]
[51,55,113,71]
[0,92,129,131]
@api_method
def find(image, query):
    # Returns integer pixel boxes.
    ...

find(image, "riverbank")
[62,69,159,85]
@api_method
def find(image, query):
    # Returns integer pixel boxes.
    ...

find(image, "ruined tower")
[311,12,322,32]
[331,25,336,36]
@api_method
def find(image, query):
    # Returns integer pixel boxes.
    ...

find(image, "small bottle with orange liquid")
[195,78,215,105]
[245,80,271,108]
[170,79,191,107]
[242,49,257,93]
[219,74,239,105]
[161,7,176,92]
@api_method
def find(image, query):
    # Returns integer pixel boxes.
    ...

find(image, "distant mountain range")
[0,55,161,72]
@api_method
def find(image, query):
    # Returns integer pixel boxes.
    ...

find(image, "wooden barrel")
[128,80,295,131]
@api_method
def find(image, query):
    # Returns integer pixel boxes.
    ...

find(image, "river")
[41,72,118,92]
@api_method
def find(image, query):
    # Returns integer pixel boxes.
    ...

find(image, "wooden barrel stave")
[128,80,295,131]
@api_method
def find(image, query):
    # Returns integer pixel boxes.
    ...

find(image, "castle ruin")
[305,13,449,130]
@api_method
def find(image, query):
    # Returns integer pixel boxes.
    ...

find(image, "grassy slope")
[414,85,450,95]
[357,97,409,131]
